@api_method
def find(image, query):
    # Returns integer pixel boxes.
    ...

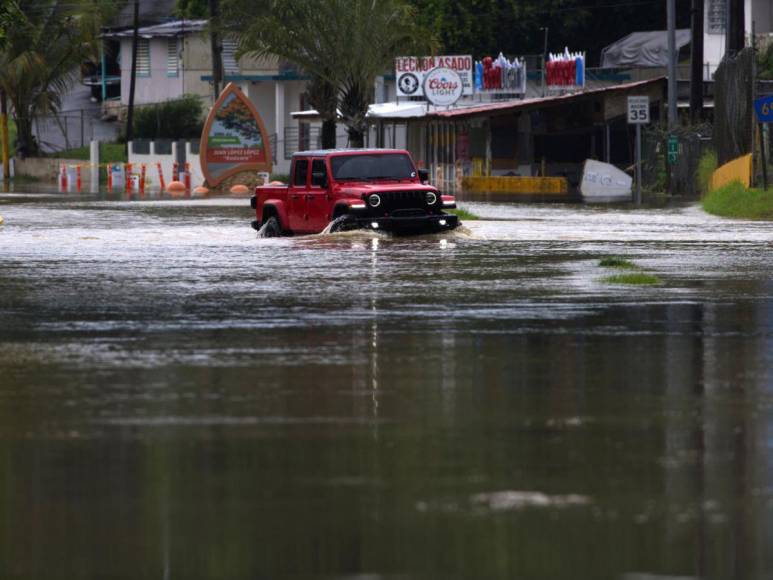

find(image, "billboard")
[395,55,473,98]
[200,83,272,186]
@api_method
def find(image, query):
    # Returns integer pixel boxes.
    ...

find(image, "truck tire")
[258,216,282,238]
[327,214,357,233]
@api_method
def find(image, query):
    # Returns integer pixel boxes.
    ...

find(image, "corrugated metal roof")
[104,19,207,38]
[426,77,665,120]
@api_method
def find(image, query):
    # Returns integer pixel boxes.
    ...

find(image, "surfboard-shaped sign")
[200,82,272,186]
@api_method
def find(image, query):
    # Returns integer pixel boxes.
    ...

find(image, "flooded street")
[1,189,773,579]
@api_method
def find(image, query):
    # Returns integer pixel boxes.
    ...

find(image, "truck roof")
[292,148,409,157]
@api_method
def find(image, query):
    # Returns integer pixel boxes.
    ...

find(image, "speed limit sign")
[627,96,650,124]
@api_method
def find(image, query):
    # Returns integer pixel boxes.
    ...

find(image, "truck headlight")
[368,194,381,207]
[425,192,437,205]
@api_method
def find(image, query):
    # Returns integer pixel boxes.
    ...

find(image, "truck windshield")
[330,154,416,181]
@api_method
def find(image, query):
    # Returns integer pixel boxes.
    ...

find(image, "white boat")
[579,159,633,203]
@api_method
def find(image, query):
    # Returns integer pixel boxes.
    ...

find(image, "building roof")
[104,19,208,38]
[601,30,691,68]
[291,78,665,123]
[426,77,665,119]
[106,0,179,30]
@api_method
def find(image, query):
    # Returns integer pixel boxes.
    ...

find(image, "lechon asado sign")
[395,55,473,97]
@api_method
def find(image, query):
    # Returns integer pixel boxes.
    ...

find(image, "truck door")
[289,158,309,233]
[307,158,330,231]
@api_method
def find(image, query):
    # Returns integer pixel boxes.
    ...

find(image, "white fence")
[127,141,204,189]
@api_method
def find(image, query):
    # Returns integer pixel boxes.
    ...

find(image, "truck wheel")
[258,216,282,238]
[327,214,357,233]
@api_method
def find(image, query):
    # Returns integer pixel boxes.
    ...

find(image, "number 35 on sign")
[627,96,650,124]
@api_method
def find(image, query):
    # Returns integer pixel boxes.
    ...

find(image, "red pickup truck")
[250,149,458,236]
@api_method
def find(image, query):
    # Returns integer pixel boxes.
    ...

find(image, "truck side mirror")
[418,168,429,184]
[311,171,328,188]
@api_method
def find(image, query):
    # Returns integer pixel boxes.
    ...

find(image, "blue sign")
[754,95,773,122]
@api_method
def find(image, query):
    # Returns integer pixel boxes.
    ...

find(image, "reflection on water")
[1,191,773,579]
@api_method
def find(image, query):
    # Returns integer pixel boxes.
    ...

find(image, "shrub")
[133,95,204,140]
[702,181,773,220]
[696,149,718,195]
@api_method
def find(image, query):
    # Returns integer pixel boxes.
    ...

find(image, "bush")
[133,95,204,140]
[696,149,718,195]
[702,181,773,220]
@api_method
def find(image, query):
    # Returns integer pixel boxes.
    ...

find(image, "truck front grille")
[379,191,426,211]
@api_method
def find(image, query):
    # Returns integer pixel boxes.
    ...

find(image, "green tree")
[0,0,119,157]
[176,0,208,18]
[222,0,433,148]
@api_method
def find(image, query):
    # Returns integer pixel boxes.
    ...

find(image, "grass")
[702,181,773,220]
[448,207,480,220]
[696,149,718,196]
[51,142,127,163]
[599,256,637,269]
[603,272,661,285]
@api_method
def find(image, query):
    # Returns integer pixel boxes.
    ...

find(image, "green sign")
[667,135,678,165]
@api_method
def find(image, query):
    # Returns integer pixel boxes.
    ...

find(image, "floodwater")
[1,188,772,580]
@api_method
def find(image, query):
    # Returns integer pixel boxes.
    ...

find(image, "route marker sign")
[667,135,679,165]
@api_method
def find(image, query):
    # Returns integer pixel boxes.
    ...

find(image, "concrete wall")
[14,157,86,181]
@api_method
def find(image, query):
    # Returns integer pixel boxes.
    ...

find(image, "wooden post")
[0,90,9,180]
[759,123,768,190]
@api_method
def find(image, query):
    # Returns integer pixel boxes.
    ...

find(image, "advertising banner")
[395,55,473,97]
[200,83,272,186]
[423,68,463,106]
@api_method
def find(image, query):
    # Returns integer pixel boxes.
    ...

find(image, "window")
[311,159,326,187]
[707,0,726,34]
[221,38,239,75]
[330,154,416,181]
[293,159,309,186]
[167,38,178,77]
[136,38,150,76]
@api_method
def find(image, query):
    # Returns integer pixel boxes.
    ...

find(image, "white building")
[105,20,328,175]
[704,0,773,78]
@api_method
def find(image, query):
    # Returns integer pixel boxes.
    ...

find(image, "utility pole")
[541,27,549,98]
[727,0,745,54]
[1,90,9,180]
[208,0,223,101]
[690,0,704,123]
[125,0,139,150]
[667,0,677,128]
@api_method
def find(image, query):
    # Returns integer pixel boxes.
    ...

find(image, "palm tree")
[222,0,433,148]
[0,0,116,157]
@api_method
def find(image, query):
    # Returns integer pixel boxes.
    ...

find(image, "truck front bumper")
[354,213,459,234]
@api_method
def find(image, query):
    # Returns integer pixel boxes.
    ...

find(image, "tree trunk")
[125,0,140,149]
[208,0,223,100]
[321,119,336,149]
[690,0,704,123]
[14,113,34,158]
[347,126,364,148]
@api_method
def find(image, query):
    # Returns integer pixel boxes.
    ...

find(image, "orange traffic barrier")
[59,164,68,192]
[156,162,166,191]
[76,165,82,193]
[230,184,249,195]
[140,164,146,195]
[125,163,132,191]
[184,162,191,191]
[106,164,113,192]
[166,180,186,193]
[173,161,179,182]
